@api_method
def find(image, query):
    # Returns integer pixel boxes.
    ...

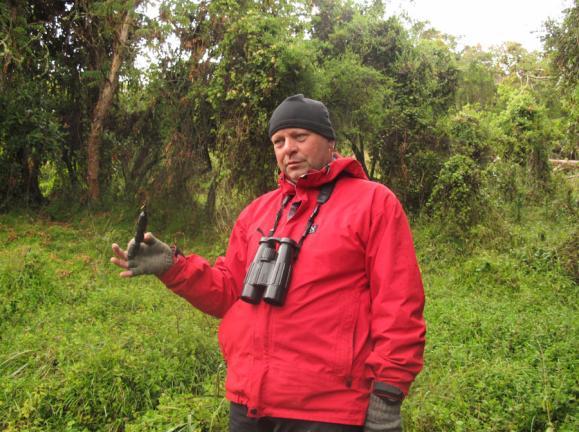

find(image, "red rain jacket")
[159,157,425,425]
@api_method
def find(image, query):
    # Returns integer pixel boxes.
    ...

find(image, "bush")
[448,105,494,164]
[407,216,577,432]
[495,88,553,189]
[427,155,488,238]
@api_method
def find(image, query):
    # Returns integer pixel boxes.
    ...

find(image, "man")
[111,94,426,431]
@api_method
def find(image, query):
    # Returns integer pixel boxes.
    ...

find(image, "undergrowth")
[0,191,577,431]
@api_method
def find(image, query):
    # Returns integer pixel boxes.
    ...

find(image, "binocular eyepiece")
[241,237,298,306]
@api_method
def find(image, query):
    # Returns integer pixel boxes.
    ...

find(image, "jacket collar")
[278,156,368,196]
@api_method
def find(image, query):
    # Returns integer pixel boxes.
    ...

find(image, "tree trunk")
[346,133,370,179]
[17,147,42,206]
[87,5,136,202]
[205,174,220,219]
[550,159,579,168]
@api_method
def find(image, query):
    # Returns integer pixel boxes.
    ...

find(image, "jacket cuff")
[373,381,405,402]
[157,254,186,284]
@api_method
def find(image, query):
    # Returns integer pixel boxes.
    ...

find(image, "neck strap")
[265,178,338,254]
[296,180,336,251]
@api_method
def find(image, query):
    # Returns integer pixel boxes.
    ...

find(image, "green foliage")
[543,0,579,90]
[0,249,58,329]
[428,155,488,238]
[448,105,494,164]
[0,0,151,207]
[208,5,316,196]
[0,0,574,219]
[0,214,226,431]
[491,42,545,89]
[484,159,526,220]
[555,84,578,159]
[0,78,66,207]
[541,1,578,160]
[455,46,497,108]
[407,201,578,431]
[376,36,459,209]
[556,227,579,283]
[0,1,575,430]
[310,1,460,209]
[495,87,554,188]
[1,192,577,431]
[125,392,227,431]
[315,52,390,178]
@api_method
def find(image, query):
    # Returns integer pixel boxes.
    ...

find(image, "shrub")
[495,87,553,189]
[427,155,488,238]
[448,105,494,164]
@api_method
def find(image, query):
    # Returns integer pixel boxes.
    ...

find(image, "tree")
[543,0,578,159]
[0,0,68,206]
[87,0,143,202]
[455,45,498,108]
[310,1,459,210]
[208,3,317,196]
[377,36,459,209]
[0,79,64,207]
[543,0,578,89]
[0,0,151,206]
[316,53,389,179]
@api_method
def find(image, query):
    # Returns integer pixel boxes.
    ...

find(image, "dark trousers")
[229,403,364,432]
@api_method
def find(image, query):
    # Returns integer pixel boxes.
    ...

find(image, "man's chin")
[285,167,307,182]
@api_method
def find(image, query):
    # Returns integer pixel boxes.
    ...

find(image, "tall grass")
[0,190,577,431]
[0,213,226,431]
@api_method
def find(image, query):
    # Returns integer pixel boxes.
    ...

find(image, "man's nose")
[282,138,298,153]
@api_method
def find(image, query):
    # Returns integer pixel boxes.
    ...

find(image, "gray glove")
[127,234,174,276]
[364,393,402,432]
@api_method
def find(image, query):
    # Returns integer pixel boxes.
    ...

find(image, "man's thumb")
[143,232,156,245]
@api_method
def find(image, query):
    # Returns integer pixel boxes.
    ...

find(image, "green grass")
[0,199,577,431]
[0,213,226,432]
[406,204,578,432]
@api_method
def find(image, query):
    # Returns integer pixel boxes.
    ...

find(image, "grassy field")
[0,199,577,431]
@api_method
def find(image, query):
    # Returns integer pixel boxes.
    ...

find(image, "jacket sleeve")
[364,189,426,395]
[157,217,249,319]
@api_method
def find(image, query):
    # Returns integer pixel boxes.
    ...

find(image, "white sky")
[136,0,572,68]
[387,0,573,51]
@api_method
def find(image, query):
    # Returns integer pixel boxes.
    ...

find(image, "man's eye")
[296,134,307,141]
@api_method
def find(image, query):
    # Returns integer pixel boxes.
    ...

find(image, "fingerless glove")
[127,234,174,276]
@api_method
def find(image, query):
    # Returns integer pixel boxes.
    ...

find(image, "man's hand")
[110,232,174,277]
[364,393,402,432]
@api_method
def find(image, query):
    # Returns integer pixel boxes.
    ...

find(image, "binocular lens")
[240,284,264,304]
[263,239,297,306]
[241,237,298,306]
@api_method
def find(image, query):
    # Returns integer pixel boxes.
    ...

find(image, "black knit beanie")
[268,94,336,140]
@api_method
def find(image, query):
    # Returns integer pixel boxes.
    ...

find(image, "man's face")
[271,128,335,182]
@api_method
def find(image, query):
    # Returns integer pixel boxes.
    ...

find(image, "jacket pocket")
[334,291,360,381]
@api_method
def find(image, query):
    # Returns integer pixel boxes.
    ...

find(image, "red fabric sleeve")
[158,217,249,318]
[364,190,426,395]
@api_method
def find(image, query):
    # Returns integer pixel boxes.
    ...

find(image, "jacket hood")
[278,156,368,195]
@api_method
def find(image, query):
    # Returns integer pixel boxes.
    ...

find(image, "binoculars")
[241,237,298,306]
